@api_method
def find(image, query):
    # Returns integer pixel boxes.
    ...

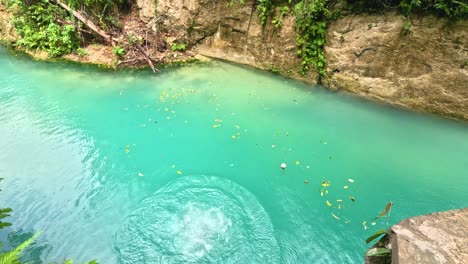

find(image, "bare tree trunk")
[53,0,114,45]
[136,44,159,73]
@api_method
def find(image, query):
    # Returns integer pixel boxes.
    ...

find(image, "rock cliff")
[139,0,317,81]
[326,14,468,120]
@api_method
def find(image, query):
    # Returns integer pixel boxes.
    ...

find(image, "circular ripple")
[115,175,279,264]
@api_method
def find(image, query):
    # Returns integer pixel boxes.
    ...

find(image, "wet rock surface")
[371,208,468,264]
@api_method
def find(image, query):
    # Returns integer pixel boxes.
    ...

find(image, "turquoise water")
[0,46,467,263]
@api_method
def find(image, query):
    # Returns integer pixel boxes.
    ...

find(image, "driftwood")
[136,43,159,73]
[53,0,162,73]
[53,0,114,45]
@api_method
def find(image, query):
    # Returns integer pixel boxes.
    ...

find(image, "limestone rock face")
[152,0,316,81]
[390,208,468,264]
[135,0,155,23]
[325,14,468,120]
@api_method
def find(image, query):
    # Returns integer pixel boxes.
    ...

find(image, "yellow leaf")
[295,161,300,165]
[321,181,330,187]
[331,213,340,220]
[344,186,349,189]
[232,135,236,139]
[326,200,332,207]
[213,124,218,128]
[177,171,182,175]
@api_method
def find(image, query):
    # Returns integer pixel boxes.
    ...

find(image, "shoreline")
[2,43,468,124]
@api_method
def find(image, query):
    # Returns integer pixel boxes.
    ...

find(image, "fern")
[0,232,41,264]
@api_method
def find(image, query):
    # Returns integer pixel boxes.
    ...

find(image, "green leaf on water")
[366,229,386,244]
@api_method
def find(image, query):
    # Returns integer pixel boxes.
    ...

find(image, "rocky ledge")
[367,208,468,264]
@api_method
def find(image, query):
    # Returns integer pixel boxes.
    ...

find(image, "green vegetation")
[5,0,124,57]
[113,45,125,56]
[7,0,79,57]
[171,42,186,52]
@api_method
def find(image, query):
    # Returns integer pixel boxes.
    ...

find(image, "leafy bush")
[8,0,79,57]
[294,0,333,77]
[348,0,467,20]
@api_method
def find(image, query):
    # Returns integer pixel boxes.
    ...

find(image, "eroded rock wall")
[325,14,468,120]
[138,0,317,81]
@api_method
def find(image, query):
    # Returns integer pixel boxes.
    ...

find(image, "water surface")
[0,46,467,263]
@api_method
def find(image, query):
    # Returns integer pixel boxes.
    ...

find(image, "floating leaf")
[320,190,323,197]
[350,196,355,202]
[213,124,219,128]
[331,213,340,220]
[326,200,332,207]
[138,172,144,177]
[231,135,236,139]
[348,179,354,183]
[336,199,343,202]
[295,161,300,165]
[321,181,330,187]
[366,229,387,244]
[363,221,368,230]
[372,202,393,221]
[344,186,349,189]
[177,171,182,175]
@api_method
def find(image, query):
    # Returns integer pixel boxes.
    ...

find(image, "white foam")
[115,175,279,264]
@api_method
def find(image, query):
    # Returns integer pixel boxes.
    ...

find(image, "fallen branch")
[135,43,159,73]
[53,0,114,45]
